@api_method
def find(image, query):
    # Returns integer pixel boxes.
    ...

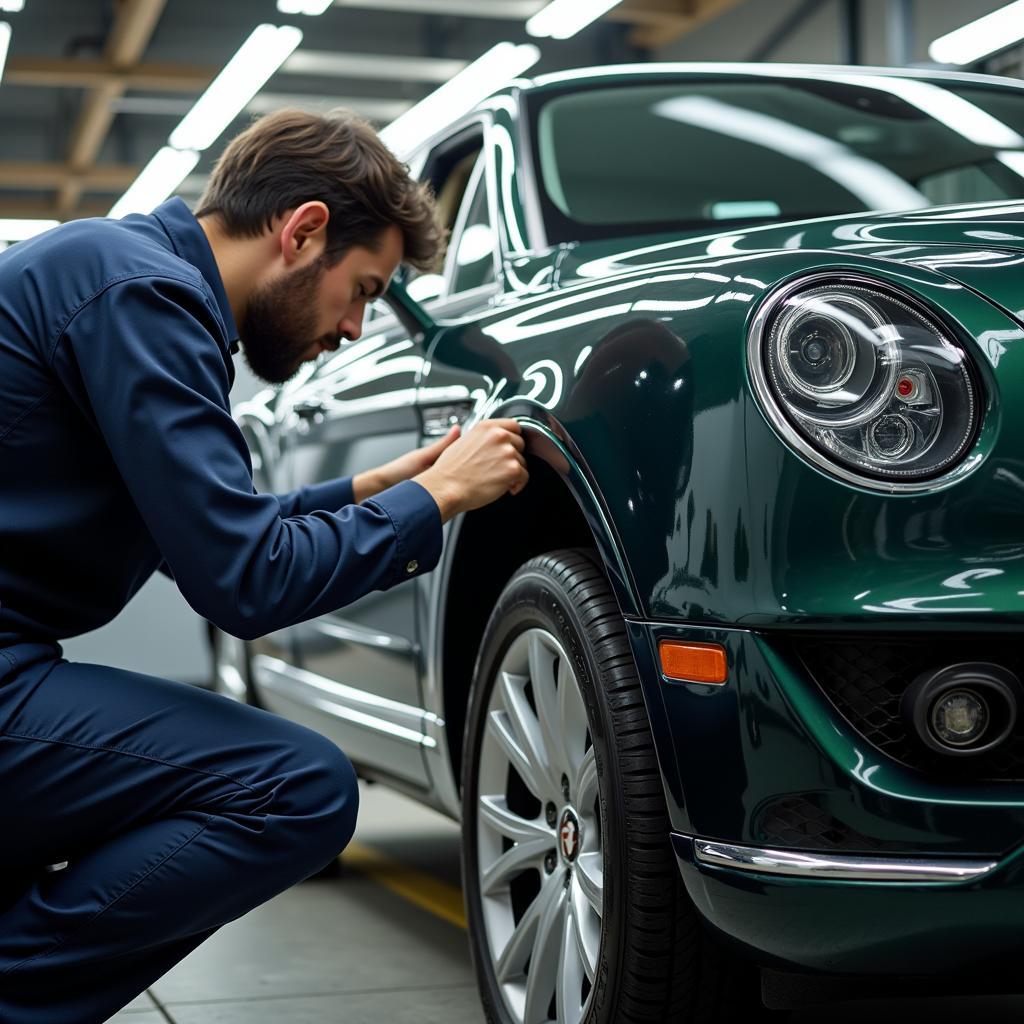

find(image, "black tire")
[461,548,769,1024]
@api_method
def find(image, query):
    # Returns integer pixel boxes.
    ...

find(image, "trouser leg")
[0,654,359,1024]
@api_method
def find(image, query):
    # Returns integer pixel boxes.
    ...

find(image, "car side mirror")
[387,268,441,337]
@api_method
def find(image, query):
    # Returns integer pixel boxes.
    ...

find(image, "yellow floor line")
[341,839,468,931]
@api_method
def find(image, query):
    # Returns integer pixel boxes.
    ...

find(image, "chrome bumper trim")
[693,840,999,883]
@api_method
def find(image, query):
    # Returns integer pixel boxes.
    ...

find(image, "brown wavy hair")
[195,108,444,273]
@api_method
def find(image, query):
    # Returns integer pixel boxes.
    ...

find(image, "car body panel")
[421,240,1024,630]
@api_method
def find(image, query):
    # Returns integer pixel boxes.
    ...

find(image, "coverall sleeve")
[274,477,355,518]
[53,274,441,640]
[155,478,355,579]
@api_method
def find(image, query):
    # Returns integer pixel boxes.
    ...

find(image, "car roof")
[517,61,1024,95]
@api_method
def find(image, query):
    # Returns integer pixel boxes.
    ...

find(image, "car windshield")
[530,75,1024,243]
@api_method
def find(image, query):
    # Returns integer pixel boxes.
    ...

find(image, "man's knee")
[282,728,359,857]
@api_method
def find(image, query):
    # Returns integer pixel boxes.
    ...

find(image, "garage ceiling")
[0,0,742,224]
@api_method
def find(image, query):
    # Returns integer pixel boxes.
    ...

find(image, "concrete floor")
[106,783,1024,1024]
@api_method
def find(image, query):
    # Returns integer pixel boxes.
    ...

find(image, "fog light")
[930,689,988,747]
[901,663,1022,757]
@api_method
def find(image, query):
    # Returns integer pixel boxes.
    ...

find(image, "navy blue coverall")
[0,198,442,1022]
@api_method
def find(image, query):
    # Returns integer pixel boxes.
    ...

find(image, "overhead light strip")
[277,0,333,13]
[109,147,201,219]
[0,21,10,84]
[379,41,539,159]
[110,23,301,218]
[929,1,1024,66]
[169,24,303,151]
[526,0,624,39]
[0,218,58,241]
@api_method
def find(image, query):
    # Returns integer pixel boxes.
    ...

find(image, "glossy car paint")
[234,66,1024,975]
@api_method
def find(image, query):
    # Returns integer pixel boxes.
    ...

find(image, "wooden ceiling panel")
[609,0,745,50]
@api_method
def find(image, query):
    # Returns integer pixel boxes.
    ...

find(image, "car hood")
[557,200,1024,325]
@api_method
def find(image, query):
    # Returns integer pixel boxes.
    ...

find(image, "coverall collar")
[151,197,241,355]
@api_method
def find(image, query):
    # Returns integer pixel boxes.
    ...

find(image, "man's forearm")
[353,468,390,504]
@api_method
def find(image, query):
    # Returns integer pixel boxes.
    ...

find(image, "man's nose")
[339,315,362,343]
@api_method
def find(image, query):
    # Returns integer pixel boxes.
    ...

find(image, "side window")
[449,159,498,295]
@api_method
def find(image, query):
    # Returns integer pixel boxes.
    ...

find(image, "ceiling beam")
[0,199,111,222]
[58,0,169,216]
[5,57,213,91]
[0,162,140,190]
[609,0,746,49]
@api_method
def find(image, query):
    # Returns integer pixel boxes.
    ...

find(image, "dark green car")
[212,63,1024,1021]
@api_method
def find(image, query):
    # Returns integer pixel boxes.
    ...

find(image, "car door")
[253,122,499,787]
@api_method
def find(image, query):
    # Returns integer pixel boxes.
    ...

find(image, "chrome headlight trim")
[747,271,982,494]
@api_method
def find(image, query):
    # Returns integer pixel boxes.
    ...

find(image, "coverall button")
[405,559,419,574]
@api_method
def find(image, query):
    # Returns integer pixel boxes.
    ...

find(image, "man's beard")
[238,258,336,384]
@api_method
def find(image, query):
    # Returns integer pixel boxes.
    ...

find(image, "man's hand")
[413,418,529,523]
[353,425,461,504]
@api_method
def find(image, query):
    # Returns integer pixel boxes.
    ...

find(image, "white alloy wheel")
[477,627,603,1024]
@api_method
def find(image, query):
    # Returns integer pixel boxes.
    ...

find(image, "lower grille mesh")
[794,636,1024,781]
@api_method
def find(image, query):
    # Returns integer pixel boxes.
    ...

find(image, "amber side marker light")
[659,640,728,684]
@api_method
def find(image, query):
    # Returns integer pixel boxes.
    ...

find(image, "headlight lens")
[755,282,980,485]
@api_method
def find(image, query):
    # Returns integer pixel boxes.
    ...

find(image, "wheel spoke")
[495,868,565,984]
[557,657,590,783]
[522,876,568,1024]
[569,874,600,984]
[479,794,552,846]
[478,795,554,897]
[574,851,603,916]
[575,747,599,813]
[527,633,571,789]
[498,669,559,800]
[555,897,586,1024]
[487,707,546,801]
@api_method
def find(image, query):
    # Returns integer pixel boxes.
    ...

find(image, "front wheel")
[461,549,767,1024]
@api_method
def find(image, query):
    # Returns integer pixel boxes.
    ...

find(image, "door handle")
[422,401,474,437]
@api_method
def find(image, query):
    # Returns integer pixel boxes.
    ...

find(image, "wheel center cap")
[558,808,580,863]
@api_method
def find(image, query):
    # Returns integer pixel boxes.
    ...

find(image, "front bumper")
[625,619,1024,974]
[674,832,1024,975]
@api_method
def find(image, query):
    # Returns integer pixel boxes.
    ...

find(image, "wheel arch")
[437,413,642,794]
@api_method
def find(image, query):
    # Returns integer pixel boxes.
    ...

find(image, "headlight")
[749,276,981,491]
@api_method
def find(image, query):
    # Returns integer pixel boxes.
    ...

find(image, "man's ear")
[279,202,329,266]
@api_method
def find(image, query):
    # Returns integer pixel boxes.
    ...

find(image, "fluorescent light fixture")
[108,147,200,219]
[169,24,302,151]
[929,1,1024,65]
[0,21,10,82]
[0,1,24,11]
[655,95,927,211]
[527,0,623,39]
[0,218,58,241]
[277,0,332,13]
[379,42,539,158]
